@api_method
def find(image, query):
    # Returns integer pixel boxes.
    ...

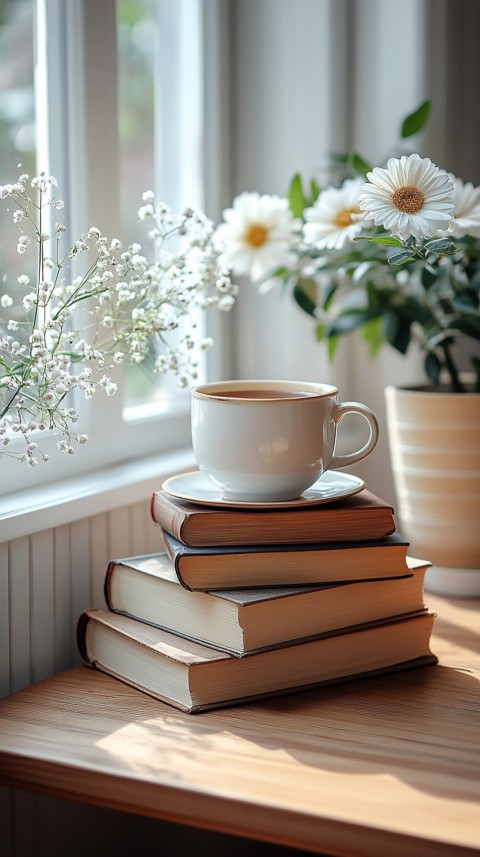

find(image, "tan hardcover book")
[77,608,437,714]
[104,550,430,656]
[151,488,396,547]
[162,530,412,590]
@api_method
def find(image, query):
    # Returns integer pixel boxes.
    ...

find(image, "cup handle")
[329,402,379,469]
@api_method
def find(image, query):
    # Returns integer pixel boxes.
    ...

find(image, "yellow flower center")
[392,186,425,214]
[334,207,359,228]
[244,223,269,247]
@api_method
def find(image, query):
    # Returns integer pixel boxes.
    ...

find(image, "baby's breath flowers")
[0,173,237,465]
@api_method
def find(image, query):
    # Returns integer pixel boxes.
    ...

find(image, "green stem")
[0,383,24,419]
[441,341,464,392]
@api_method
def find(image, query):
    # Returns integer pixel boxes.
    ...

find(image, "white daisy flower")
[303,178,365,250]
[446,174,480,238]
[358,154,455,241]
[214,192,297,282]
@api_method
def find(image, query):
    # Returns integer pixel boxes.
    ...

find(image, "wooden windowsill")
[0,593,479,857]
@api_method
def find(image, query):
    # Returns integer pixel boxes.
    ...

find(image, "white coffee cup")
[191,379,379,502]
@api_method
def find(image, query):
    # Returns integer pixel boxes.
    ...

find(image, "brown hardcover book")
[161,530,412,590]
[77,608,437,714]
[104,550,430,656]
[151,488,396,548]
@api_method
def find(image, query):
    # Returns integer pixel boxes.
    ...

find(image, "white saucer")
[161,470,365,509]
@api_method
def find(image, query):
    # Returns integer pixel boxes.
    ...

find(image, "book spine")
[103,560,117,608]
[151,493,187,543]
[76,612,92,665]
[161,531,195,590]
[95,661,197,713]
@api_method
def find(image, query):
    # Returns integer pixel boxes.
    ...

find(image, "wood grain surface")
[0,593,479,857]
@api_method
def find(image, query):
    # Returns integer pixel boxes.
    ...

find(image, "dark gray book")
[162,529,413,591]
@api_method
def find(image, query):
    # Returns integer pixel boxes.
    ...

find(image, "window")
[0,0,432,502]
[117,0,205,417]
[0,0,36,326]
[0,0,212,496]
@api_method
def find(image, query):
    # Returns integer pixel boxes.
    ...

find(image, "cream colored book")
[78,608,437,713]
[105,551,430,656]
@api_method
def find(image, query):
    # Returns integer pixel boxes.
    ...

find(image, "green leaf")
[382,313,411,354]
[354,235,403,247]
[325,309,379,337]
[420,266,438,289]
[400,99,432,138]
[315,324,340,361]
[452,290,479,313]
[287,173,307,218]
[471,355,480,392]
[381,312,400,344]
[423,238,457,256]
[322,280,339,310]
[388,250,417,266]
[452,316,480,341]
[327,334,340,361]
[271,266,289,279]
[310,178,321,202]
[293,279,317,316]
[398,300,432,325]
[365,279,382,310]
[349,152,372,178]
[315,322,325,341]
[361,317,383,356]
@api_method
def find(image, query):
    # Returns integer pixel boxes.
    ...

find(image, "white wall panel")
[30,529,55,684]
[107,504,132,562]
[130,500,149,557]
[8,538,31,694]
[53,523,73,673]
[69,518,92,667]
[0,544,9,699]
[148,504,165,554]
[90,511,110,609]
[1,499,160,699]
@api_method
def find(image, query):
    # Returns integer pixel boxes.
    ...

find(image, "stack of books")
[77,483,437,713]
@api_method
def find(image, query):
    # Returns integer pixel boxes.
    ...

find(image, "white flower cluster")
[214,154,480,283]
[0,174,238,465]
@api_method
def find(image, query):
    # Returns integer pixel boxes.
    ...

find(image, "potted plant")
[214,102,480,596]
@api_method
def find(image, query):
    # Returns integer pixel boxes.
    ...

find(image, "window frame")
[1,0,221,496]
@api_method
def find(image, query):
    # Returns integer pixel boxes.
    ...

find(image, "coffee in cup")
[191,379,379,502]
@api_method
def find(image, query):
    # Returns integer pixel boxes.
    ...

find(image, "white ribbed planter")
[385,384,480,598]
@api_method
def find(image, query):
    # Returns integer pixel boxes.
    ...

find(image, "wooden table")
[0,593,479,857]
